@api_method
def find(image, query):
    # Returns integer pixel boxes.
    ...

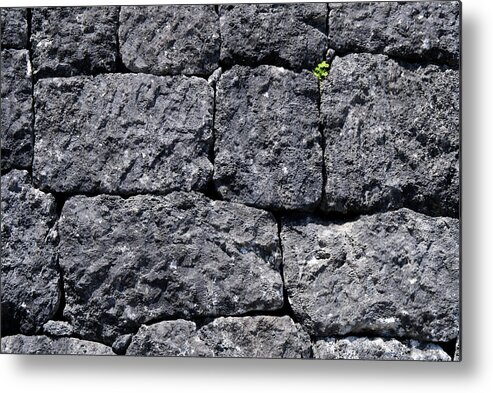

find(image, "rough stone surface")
[1,49,33,171]
[31,7,118,77]
[214,65,322,211]
[328,2,460,65]
[58,192,283,344]
[454,336,461,361]
[219,4,327,71]
[312,336,451,361]
[321,53,459,217]
[119,5,220,76]
[42,320,74,337]
[1,335,114,355]
[1,170,60,335]
[127,316,311,358]
[33,74,213,194]
[282,208,459,342]
[1,8,28,48]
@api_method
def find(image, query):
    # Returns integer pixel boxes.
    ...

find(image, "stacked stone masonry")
[1,2,460,361]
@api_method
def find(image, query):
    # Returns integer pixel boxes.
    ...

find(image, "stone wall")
[1,2,460,360]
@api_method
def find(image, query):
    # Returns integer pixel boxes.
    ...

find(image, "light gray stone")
[1,335,114,355]
[328,2,460,65]
[214,65,322,211]
[321,53,459,217]
[127,316,311,358]
[119,5,220,76]
[1,8,28,48]
[1,170,60,335]
[42,320,74,337]
[31,7,118,77]
[219,4,327,70]
[33,74,213,194]
[58,192,283,344]
[1,49,33,171]
[282,208,459,342]
[313,336,451,361]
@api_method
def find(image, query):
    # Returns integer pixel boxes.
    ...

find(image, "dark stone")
[321,53,459,217]
[1,49,33,171]
[1,170,60,335]
[328,2,460,65]
[33,74,213,194]
[1,8,28,48]
[127,316,311,358]
[119,5,220,76]
[313,336,451,361]
[112,334,133,355]
[219,4,327,71]
[31,7,118,77]
[214,65,322,211]
[1,335,114,355]
[281,208,459,342]
[58,192,283,344]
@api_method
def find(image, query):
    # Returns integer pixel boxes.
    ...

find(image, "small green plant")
[312,60,330,81]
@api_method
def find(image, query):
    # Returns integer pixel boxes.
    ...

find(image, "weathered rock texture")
[321,53,459,217]
[58,193,283,344]
[312,336,451,361]
[119,5,220,76]
[282,209,459,342]
[328,2,460,66]
[1,335,114,355]
[31,7,118,77]
[1,170,60,335]
[1,8,28,48]
[127,316,311,358]
[219,4,327,71]
[214,65,322,211]
[33,74,213,194]
[1,49,33,171]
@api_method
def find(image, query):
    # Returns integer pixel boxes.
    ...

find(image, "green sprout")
[312,60,330,81]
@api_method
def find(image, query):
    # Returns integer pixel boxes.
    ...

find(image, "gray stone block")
[281,208,459,342]
[321,53,459,216]
[1,8,28,48]
[33,73,213,194]
[214,65,323,211]
[119,5,220,76]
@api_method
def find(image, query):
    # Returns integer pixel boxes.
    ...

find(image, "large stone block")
[312,336,451,361]
[321,53,459,216]
[1,335,114,355]
[1,170,60,335]
[31,7,118,77]
[127,316,311,358]
[214,65,322,211]
[33,74,213,194]
[281,208,459,342]
[328,2,460,65]
[1,8,28,48]
[58,192,283,344]
[1,49,33,171]
[119,5,220,76]
[219,4,327,70]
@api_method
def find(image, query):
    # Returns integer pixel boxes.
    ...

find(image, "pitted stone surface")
[312,336,451,361]
[219,4,327,71]
[127,316,311,358]
[282,208,459,342]
[119,5,220,76]
[321,53,459,216]
[1,8,28,48]
[328,2,460,65]
[31,7,118,77]
[1,170,60,335]
[214,65,322,211]
[1,49,33,171]
[1,335,114,355]
[58,192,283,344]
[33,74,213,194]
